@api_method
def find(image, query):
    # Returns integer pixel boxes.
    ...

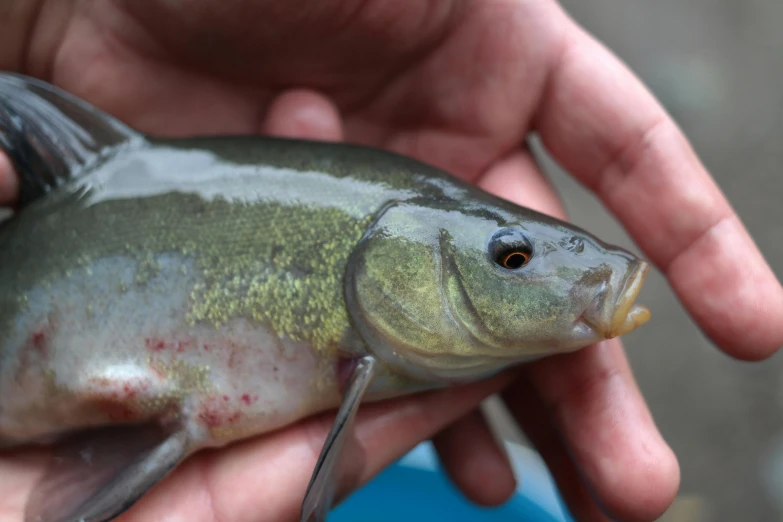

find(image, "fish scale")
[0,73,652,522]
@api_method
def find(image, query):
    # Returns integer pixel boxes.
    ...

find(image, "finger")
[0,380,513,522]
[478,146,566,216]
[42,375,513,522]
[477,148,679,520]
[262,89,344,141]
[0,450,49,518]
[501,371,611,522]
[432,409,516,507]
[517,341,679,522]
[534,8,783,360]
[0,151,19,206]
[158,373,513,522]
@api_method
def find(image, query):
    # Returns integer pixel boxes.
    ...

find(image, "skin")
[0,122,647,455]
[0,1,781,521]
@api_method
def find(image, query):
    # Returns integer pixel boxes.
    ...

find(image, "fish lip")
[579,260,652,339]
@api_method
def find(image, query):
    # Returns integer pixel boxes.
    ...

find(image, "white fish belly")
[0,253,342,448]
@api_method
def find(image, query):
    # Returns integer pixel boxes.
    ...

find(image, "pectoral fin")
[300,356,377,522]
[25,422,188,522]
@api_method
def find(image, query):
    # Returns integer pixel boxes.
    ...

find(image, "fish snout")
[581,260,651,339]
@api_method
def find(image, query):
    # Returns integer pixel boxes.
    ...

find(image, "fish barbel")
[0,73,651,522]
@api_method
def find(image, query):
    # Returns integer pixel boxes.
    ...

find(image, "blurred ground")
[488,1,783,521]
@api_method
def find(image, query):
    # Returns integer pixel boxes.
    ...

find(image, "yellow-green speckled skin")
[0,135,644,452]
[0,136,491,449]
[0,137,440,352]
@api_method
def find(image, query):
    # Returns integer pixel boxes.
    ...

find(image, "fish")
[0,72,652,522]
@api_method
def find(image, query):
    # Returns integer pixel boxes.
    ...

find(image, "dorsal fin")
[0,72,143,207]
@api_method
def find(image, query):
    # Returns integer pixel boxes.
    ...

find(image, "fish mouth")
[582,260,652,339]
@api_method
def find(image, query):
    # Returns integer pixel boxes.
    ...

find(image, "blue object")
[331,440,575,522]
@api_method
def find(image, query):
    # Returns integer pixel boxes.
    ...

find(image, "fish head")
[345,197,651,382]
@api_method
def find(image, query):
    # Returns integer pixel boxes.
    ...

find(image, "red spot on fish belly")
[16,319,55,381]
[198,395,249,429]
[84,375,157,424]
[200,409,222,428]
[31,331,45,349]
[199,405,243,427]
[145,336,196,353]
[145,338,167,352]
[25,319,53,354]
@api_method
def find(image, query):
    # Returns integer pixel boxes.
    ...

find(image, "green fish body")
[0,73,651,522]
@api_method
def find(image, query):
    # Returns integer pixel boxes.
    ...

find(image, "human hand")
[2,1,782,521]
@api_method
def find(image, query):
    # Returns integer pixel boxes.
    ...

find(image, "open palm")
[1,1,781,521]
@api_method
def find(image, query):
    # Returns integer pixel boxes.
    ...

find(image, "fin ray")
[24,423,187,522]
[300,356,377,522]
[0,73,142,207]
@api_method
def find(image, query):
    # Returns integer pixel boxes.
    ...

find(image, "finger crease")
[661,212,735,274]
[199,455,226,522]
[594,114,669,195]
[303,412,337,465]
[539,364,624,416]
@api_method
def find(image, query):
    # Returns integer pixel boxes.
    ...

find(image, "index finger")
[534,8,783,360]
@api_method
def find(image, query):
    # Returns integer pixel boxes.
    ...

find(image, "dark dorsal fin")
[0,72,142,208]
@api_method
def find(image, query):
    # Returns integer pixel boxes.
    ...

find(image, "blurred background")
[1,1,778,520]
[486,1,783,521]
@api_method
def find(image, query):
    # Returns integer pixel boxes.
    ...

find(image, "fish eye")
[489,228,533,270]
[499,250,531,269]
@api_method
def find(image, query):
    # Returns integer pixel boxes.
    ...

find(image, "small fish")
[0,73,651,522]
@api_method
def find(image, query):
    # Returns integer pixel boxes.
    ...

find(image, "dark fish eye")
[560,236,585,254]
[489,228,533,270]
